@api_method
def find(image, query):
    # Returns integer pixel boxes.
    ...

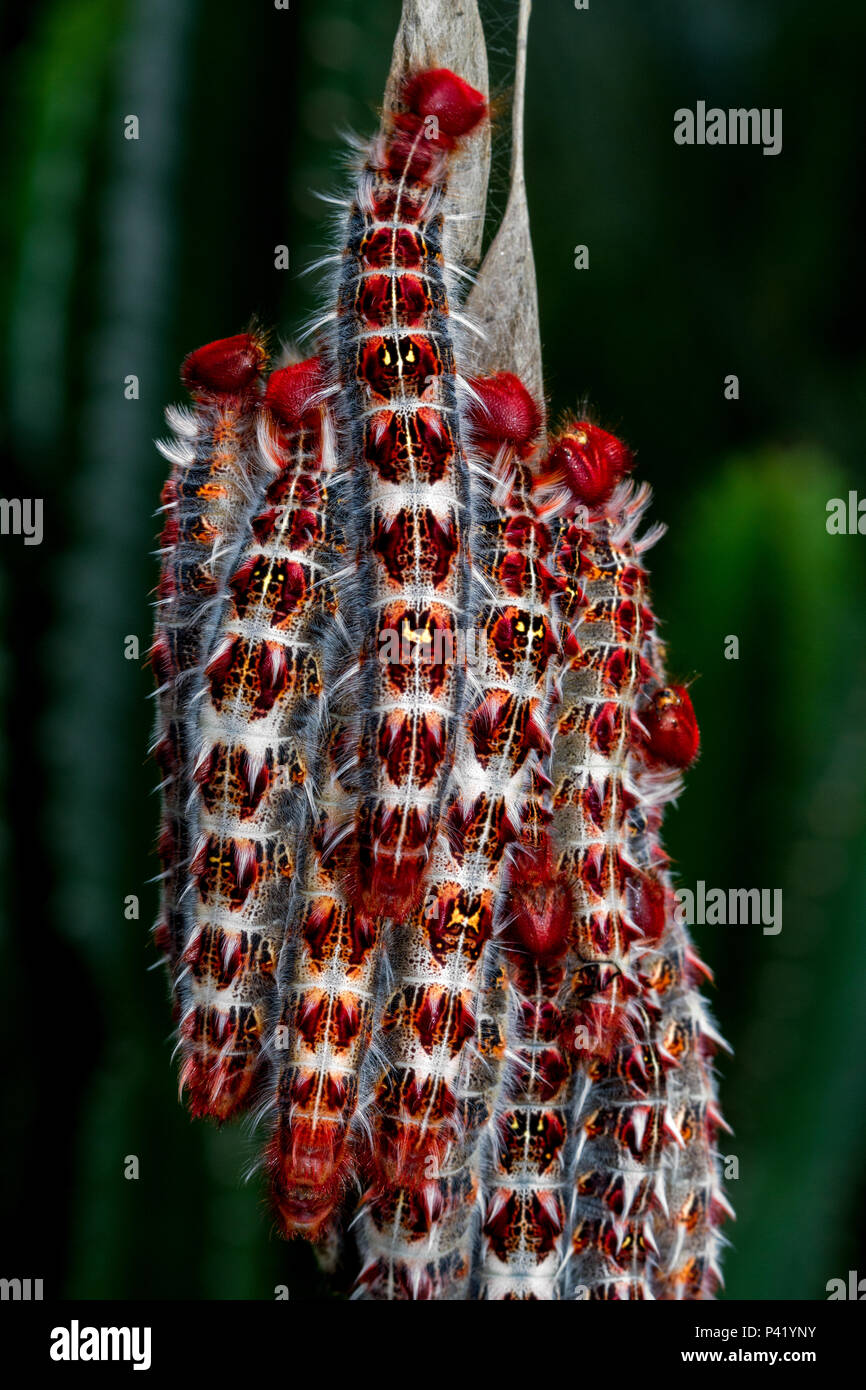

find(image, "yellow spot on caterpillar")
[401,618,432,645]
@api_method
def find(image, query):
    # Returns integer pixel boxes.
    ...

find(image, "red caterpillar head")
[402,68,486,139]
[264,357,326,430]
[181,330,267,394]
[537,421,634,512]
[467,372,543,459]
[639,685,700,768]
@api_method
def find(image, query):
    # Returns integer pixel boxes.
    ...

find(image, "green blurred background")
[1,0,864,1300]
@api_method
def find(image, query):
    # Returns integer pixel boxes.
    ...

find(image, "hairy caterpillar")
[533,422,728,1298]
[626,678,730,1298]
[546,426,680,1299]
[173,358,342,1122]
[150,331,270,981]
[476,825,573,1299]
[632,907,732,1297]
[541,430,667,1071]
[562,776,729,1298]
[356,372,558,1299]
[474,426,636,1299]
[266,68,488,1237]
[266,707,371,1238]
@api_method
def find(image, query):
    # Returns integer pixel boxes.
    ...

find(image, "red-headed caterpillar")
[150,330,270,987]
[173,357,343,1122]
[355,371,557,1299]
[262,67,488,1246]
[534,421,728,1298]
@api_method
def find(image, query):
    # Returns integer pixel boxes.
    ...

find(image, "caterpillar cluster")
[150,65,728,1300]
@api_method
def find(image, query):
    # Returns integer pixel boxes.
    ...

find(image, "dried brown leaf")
[384,0,491,269]
[465,0,545,426]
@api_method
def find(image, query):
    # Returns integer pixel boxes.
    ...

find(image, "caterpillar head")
[639,684,700,769]
[181,330,267,395]
[403,68,487,138]
[264,357,326,430]
[536,421,634,514]
[467,372,543,460]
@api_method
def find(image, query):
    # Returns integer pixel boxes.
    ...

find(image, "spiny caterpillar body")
[336,69,487,916]
[151,332,272,986]
[264,68,491,1243]
[175,358,341,1122]
[150,55,729,1300]
[541,424,727,1299]
[355,372,555,1300]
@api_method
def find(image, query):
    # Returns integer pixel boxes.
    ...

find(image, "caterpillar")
[352,915,512,1300]
[533,422,728,1298]
[630,682,732,1298]
[262,65,494,1245]
[546,426,680,1300]
[459,0,576,1297]
[561,757,730,1299]
[334,67,487,915]
[475,825,573,1300]
[355,371,558,1299]
[474,426,636,1300]
[150,331,270,979]
[634,905,733,1297]
[263,66,490,1247]
[543,430,667,1072]
[170,357,344,1123]
[266,703,371,1239]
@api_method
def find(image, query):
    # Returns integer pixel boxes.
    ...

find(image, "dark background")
[1,0,864,1300]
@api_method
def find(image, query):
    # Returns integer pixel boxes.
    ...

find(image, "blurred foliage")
[0,0,863,1300]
